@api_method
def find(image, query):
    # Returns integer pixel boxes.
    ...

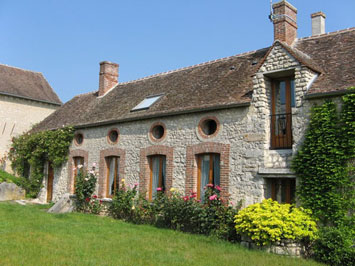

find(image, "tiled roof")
[0,64,61,105]
[32,28,355,131]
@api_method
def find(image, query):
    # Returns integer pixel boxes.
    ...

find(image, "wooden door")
[47,162,54,202]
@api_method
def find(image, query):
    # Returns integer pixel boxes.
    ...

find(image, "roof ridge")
[298,27,355,41]
[75,90,97,97]
[117,48,266,86]
[0,63,42,74]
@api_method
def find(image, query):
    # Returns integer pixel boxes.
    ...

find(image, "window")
[23,161,31,179]
[73,156,84,190]
[268,178,296,204]
[149,122,166,142]
[149,155,166,200]
[131,94,163,111]
[271,78,295,149]
[197,154,220,200]
[106,156,119,197]
[198,116,220,139]
[107,129,119,144]
[74,133,84,146]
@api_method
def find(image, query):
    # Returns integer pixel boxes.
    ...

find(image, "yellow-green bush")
[234,199,318,246]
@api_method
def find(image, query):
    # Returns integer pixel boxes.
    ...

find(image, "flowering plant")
[75,163,102,213]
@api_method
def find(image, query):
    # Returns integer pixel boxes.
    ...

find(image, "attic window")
[131,94,163,112]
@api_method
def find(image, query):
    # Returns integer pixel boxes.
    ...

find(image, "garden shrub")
[312,226,355,266]
[234,199,318,246]
[75,164,103,214]
[109,184,241,242]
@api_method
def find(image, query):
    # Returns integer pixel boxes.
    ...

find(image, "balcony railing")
[270,113,292,149]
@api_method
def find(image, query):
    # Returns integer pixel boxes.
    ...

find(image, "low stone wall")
[0,182,25,201]
[240,236,305,257]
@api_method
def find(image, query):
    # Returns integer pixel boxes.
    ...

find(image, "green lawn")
[0,202,324,266]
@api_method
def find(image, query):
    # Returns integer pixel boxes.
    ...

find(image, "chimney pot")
[311,12,326,36]
[272,0,298,45]
[99,61,119,97]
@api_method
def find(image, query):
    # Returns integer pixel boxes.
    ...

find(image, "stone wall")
[41,43,341,206]
[0,95,58,172]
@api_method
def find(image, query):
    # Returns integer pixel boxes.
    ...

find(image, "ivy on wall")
[8,127,74,198]
[292,87,354,226]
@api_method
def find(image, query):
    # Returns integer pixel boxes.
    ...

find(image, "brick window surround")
[68,149,88,194]
[139,145,174,197]
[186,142,230,200]
[99,148,126,198]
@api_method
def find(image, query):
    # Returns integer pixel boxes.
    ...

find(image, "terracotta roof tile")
[32,28,355,131]
[0,64,61,104]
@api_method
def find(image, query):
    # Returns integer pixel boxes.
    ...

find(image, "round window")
[201,119,217,135]
[149,122,166,142]
[74,133,84,145]
[152,125,164,140]
[198,116,220,139]
[107,129,119,144]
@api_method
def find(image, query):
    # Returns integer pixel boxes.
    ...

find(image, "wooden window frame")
[73,156,84,191]
[270,178,296,204]
[197,153,219,200]
[106,156,119,197]
[271,77,294,149]
[148,155,165,200]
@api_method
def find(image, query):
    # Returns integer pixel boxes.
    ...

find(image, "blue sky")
[1,0,354,103]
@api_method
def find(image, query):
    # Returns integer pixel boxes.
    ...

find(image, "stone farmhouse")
[33,1,354,204]
[0,64,61,172]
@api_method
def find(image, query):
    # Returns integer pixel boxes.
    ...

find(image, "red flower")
[85,197,90,202]
[183,196,189,201]
[190,194,196,198]
[99,200,103,204]
[93,195,97,199]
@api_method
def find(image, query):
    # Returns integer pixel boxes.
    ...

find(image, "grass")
[0,170,22,185]
[0,202,324,266]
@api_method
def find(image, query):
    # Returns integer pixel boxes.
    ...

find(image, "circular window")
[74,133,84,146]
[107,128,119,144]
[198,116,220,139]
[149,122,166,142]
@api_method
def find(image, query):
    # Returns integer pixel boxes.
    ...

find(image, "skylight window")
[131,94,163,111]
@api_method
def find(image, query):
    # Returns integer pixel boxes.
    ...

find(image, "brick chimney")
[98,61,119,97]
[311,12,326,36]
[272,0,298,45]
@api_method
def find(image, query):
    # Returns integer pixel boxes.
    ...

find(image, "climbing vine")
[292,87,355,226]
[8,127,74,198]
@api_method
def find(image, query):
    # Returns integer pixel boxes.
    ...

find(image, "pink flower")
[207,184,214,188]
[183,196,189,201]
[190,194,196,198]
[209,194,218,201]
[215,185,221,191]
[134,183,139,187]
[78,164,83,169]
[156,187,162,191]
[92,162,97,168]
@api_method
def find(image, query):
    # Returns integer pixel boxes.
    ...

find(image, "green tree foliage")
[8,127,74,197]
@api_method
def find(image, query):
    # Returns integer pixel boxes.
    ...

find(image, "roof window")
[131,94,162,112]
